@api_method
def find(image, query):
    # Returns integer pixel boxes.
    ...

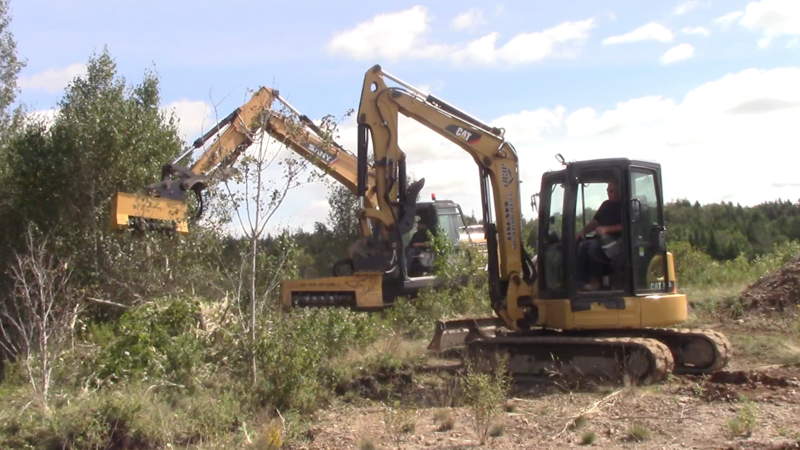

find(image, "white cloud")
[565,97,676,137]
[18,63,86,93]
[661,43,695,63]
[163,99,215,142]
[602,22,674,45]
[453,19,596,66]
[327,6,594,66]
[451,8,486,30]
[681,26,711,36]
[326,6,449,61]
[22,108,58,128]
[739,0,800,48]
[280,66,800,234]
[713,11,744,28]
[673,1,699,15]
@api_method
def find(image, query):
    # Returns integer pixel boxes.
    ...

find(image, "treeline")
[664,199,800,261]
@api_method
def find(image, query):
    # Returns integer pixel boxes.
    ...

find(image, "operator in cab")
[406,219,431,277]
[575,180,623,291]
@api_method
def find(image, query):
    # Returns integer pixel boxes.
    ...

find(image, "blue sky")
[11,0,800,233]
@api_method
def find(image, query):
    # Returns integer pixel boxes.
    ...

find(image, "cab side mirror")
[531,193,539,213]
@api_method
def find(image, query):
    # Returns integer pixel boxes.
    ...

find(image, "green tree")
[0,48,196,304]
[0,0,25,140]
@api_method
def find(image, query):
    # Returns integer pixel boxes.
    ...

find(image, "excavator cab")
[536,157,672,303]
[402,198,469,277]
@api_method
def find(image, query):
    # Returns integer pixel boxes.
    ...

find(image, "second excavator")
[110,86,481,296]
[281,65,732,384]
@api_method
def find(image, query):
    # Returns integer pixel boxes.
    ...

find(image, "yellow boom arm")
[110,87,377,234]
[355,65,536,330]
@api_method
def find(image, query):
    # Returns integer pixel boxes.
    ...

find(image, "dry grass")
[434,409,454,431]
[331,336,429,373]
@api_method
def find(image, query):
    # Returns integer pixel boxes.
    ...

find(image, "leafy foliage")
[94,296,206,387]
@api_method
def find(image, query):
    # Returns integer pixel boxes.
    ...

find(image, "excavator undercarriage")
[430,317,732,384]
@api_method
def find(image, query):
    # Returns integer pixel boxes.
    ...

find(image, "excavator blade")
[427,316,505,351]
[110,192,189,234]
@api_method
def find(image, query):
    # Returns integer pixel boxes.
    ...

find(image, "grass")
[727,401,758,438]
[580,431,597,445]
[571,415,588,430]
[434,409,455,431]
[627,424,651,442]
[357,436,378,450]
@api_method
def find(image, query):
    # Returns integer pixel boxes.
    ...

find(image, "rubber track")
[468,335,675,385]
[565,327,733,375]
[641,328,733,375]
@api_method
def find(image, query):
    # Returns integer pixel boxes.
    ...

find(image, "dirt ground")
[286,260,800,450]
[287,358,800,450]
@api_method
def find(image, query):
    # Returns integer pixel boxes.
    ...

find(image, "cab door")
[628,166,670,294]
[536,171,567,300]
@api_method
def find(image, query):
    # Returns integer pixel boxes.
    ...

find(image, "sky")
[10,0,800,234]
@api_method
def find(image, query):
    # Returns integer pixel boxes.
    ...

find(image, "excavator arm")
[110,87,377,235]
[282,65,536,328]
[355,65,536,330]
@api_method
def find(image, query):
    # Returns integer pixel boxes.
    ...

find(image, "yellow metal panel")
[573,301,620,328]
[280,273,384,310]
[639,293,688,327]
[534,293,687,330]
[109,192,189,234]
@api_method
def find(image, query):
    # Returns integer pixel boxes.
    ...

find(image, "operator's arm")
[596,223,623,235]
[577,219,599,240]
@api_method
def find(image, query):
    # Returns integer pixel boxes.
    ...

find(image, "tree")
[0,49,200,306]
[0,225,83,410]
[324,180,361,257]
[206,87,351,385]
[0,0,25,140]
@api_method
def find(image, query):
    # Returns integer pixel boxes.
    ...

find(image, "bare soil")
[289,359,800,450]
[740,255,800,313]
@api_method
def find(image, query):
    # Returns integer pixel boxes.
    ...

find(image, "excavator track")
[614,328,732,375]
[466,334,674,385]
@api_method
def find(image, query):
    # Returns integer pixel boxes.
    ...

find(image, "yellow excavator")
[109,86,480,284]
[281,65,732,383]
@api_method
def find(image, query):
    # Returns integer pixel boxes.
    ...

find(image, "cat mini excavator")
[281,64,732,383]
[109,86,476,279]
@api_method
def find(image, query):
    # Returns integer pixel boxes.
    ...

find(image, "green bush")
[240,307,385,413]
[670,240,800,289]
[93,296,208,387]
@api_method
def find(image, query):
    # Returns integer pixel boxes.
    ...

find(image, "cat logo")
[445,124,481,144]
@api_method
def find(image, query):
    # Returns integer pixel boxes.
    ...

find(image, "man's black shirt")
[594,200,622,227]
[409,229,428,246]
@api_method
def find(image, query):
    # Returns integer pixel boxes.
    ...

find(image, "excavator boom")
[355,65,534,328]
[110,87,378,235]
